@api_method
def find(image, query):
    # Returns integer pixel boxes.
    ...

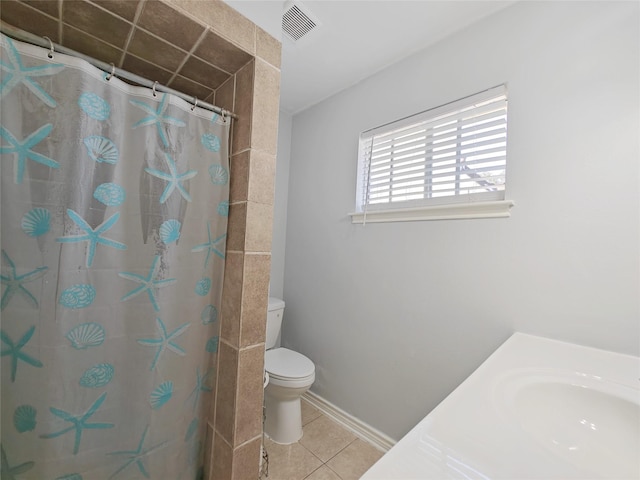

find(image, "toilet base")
[264,382,309,444]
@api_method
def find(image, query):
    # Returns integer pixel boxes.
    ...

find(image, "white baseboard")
[302,391,396,453]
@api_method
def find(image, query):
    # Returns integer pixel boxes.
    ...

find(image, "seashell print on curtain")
[0,33,229,479]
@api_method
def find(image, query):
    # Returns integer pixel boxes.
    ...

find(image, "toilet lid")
[265,348,315,379]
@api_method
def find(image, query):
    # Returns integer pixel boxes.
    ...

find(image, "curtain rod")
[0,22,237,120]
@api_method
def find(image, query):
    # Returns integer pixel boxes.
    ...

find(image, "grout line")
[324,436,357,463]
[298,414,356,460]
[235,432,262,449]
[56,23,125,61]
[120,51,173,75]
[238,342,265,353]
[119,0,145,68]
[121,51,216,94]
[15,0,61,22]
[213,425,233,449]
[224,250,273,256]
[58,0,63,42]
[303,464,343,480]
[230,148,251,157]
[16,1,64,42]
[324,463,344,480]
[167,26,209,86]
[296,441,325,468]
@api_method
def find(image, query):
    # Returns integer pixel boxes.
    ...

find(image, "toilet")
[264,297,315,444]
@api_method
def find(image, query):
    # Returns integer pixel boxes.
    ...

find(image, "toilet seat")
[265,347,315,380]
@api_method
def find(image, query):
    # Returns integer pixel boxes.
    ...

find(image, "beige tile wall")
[1,1,281,479]
[209,35,280,480]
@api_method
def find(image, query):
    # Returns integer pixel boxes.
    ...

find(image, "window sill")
[349,200,515,224]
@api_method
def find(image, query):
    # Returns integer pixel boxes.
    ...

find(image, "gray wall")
[277,1,640,441]
[270,111,292,299]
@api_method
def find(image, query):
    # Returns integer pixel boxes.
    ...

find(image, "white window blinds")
[356,85,508,213]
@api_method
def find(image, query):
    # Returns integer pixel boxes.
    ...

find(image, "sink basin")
[362,334,640,479]
[509,377,640,478]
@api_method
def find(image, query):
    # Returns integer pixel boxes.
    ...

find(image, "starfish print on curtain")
[119,255,176,312]
[130,93,186,148]
[185,367,213,412]
[0,124,59,184]
[0,35,64,107]
[0,326,43,382]
[0,444,34,479]
[39,392,114,455]
[145,151,197,204]
[137,317,190,371]
[0,249,48,311]
[56,209,127,268]
[191,222,225,269]
[108,425,167,479]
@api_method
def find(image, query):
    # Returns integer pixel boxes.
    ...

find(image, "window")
[352,85,514,223]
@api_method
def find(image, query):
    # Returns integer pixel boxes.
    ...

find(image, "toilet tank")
[266,297,285,349]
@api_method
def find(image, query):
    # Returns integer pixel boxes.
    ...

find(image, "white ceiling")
[224,1,515,115]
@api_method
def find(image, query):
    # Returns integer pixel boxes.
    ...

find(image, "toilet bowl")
[264,298,315,444]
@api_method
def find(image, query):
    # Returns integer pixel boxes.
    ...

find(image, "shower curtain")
[0,33,229,479]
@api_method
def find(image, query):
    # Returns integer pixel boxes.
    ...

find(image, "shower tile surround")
[0,1,281,479]
[0,0,276,102]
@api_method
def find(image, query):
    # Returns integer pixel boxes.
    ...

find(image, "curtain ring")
[220,109,227,123]
[43,36,54,59]
[191,97,198,111]
[152,81,158,97]
[106,63,116,81]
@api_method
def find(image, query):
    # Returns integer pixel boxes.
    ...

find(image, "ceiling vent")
[282,1,321,43]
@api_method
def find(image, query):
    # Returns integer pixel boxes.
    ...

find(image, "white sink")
[501,372,640,478]
[362,334,640,479]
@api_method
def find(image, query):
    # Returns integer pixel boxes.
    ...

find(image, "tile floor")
[262,398,384,480]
